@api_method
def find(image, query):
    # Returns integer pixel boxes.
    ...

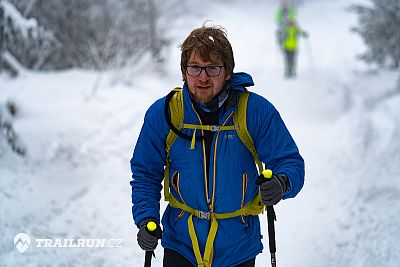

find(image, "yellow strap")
[169,192,264,221]
[166,88,184,153]
[190,129,197,150]
[203,215,218,266]
[187,214,218,267]
[166,131,178,153]
[169,193,197,214]
[165,88,183,200]
[233,91,264,173]
[186,123,237,150]
[172,193,263,267]
[214,194,265,219]
[164,159,171,201]
[183,123,237,132]
[188,215,205,267]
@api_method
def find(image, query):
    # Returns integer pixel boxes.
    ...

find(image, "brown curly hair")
[179,25,235,82]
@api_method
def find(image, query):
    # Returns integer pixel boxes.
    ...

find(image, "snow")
[1,0,400,266]
[1,1,39,39]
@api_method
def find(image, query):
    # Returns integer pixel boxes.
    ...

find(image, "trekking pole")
[274,29,281,67]
[258,169,277,267]
[144,250,154,267]
[266,206,277,267]
[304,36,315,74]
[144,221,162,267]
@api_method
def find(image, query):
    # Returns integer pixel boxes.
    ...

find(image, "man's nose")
[198,69,209,82]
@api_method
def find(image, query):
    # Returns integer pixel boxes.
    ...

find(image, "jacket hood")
[230,72,254,91]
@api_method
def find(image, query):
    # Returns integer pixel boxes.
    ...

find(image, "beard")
[188,84,221,104]
[192,92,213,104]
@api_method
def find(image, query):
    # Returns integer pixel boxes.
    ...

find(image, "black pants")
[284,49,297,77]
[163,248,256,267]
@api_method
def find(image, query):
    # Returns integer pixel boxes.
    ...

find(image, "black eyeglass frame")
[186,65,224,77]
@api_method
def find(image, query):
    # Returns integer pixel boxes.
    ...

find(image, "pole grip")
[256,169,273,185]
[262,169,273,179]
[143,221,161,267]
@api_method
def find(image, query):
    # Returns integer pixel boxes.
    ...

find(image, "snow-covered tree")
[0,101,26,156]
[10,0,182,70]
[350,0,400,70]
[0,0,60,73]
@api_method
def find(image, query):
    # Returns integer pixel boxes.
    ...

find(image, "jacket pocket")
[171,171,186,221]
[241,172,248,225]
[171,171,179,192]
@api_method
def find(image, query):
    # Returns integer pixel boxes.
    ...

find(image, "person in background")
[275,1,297,50]
[130,24,305,267]
[281,18,308,78]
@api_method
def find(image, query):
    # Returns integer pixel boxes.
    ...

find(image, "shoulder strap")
[233,90,264,174]
[164,88,183,201]
[165,87,184,153]
[234,91,277,267]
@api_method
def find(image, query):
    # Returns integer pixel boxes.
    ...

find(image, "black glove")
[259,174,290,206]
[137,218,162,251]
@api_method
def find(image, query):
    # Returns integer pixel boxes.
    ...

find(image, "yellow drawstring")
[190,129,197,150]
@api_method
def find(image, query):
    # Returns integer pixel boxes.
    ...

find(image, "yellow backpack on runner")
[162,87,275,267]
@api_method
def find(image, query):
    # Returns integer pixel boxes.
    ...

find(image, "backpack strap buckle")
[195,210,211,220]
[210,125,221,132]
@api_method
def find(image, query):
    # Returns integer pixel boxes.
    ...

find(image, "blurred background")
[1,0,399,266]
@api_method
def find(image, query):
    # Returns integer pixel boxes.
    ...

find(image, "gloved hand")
[259,174,290,206]
[137,218,162,251]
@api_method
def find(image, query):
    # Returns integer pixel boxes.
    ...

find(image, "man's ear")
[225,73,231,81]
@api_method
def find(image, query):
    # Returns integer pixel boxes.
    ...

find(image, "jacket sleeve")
[130,98,168,228]
[248,94,305,199]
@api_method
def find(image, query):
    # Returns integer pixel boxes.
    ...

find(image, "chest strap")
[181,123,238,149]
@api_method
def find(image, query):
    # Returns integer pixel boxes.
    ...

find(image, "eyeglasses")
[186,65,223,77]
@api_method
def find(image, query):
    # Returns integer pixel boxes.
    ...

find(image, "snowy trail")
[0,1,344,267]
[190,1,364,266]
[2,0,400,267]
[176,1,399,267]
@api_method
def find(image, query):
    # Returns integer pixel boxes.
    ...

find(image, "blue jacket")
[130,72,304,266]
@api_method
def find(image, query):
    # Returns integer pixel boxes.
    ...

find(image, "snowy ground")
[1,0,400,266]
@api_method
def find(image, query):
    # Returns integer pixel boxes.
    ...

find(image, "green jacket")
[283,25,306,51]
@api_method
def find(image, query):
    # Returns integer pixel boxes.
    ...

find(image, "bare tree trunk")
[23,0,37,17]
[148,0,161,63]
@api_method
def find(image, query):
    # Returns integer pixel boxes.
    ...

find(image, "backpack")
[162,87,276,267]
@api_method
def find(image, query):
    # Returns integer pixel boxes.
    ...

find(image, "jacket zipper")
[210,111,234,211]
[191,104,211,208]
